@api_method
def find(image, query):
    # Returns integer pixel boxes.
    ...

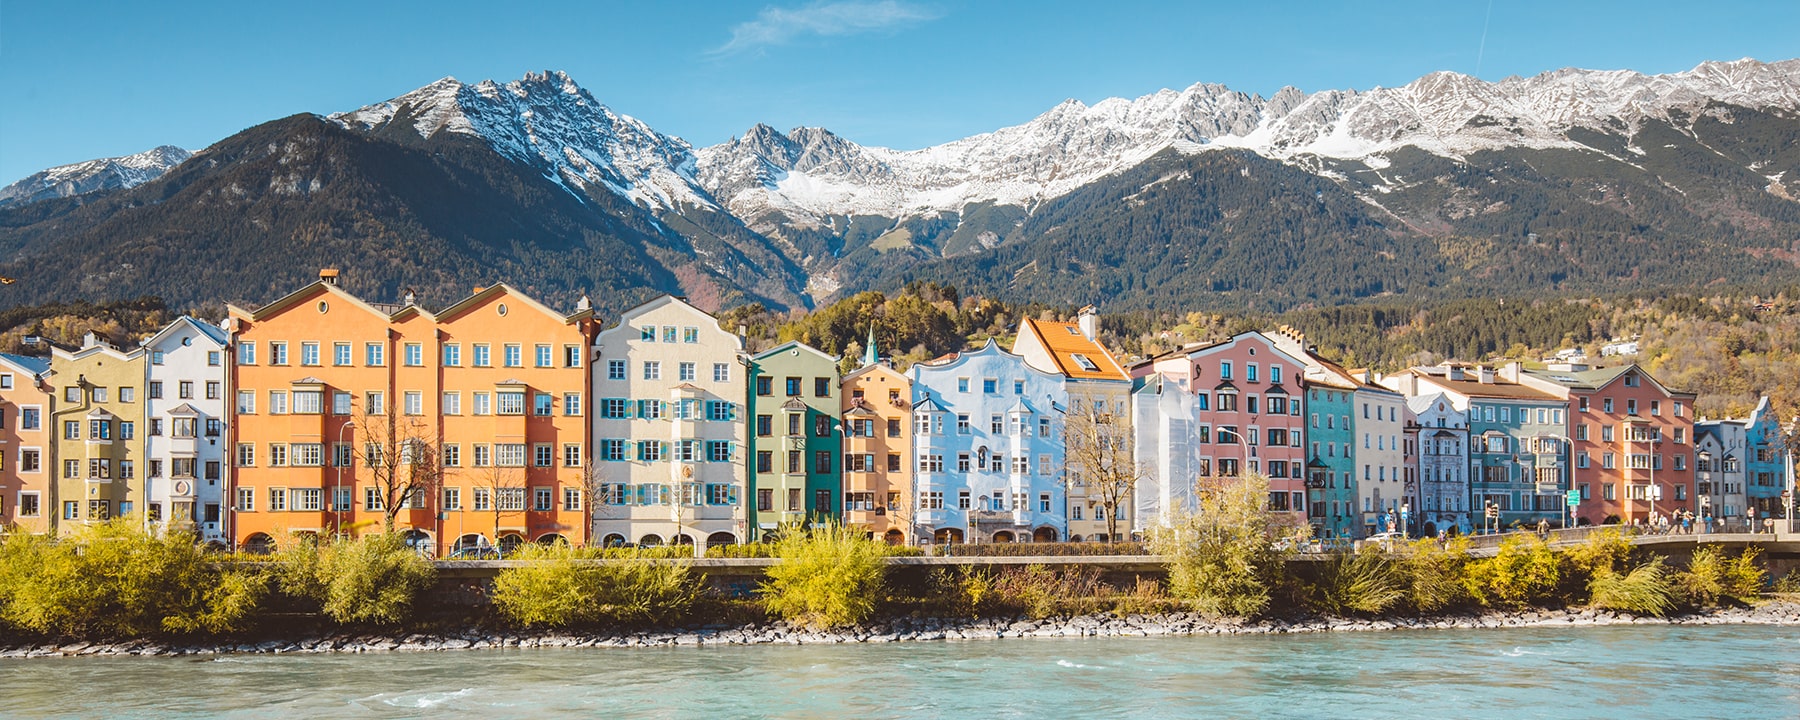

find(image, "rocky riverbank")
[5,601,1797,659]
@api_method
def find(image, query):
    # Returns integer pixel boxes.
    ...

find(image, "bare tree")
[471,464,526,551]
[1064,404,1144,542]
[352,407,443,535]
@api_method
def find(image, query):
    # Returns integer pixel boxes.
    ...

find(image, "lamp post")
[331,420,354,539]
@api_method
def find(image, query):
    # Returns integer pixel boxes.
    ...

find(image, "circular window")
[317,301,329,314]
[497,303,509,316]
[181,337,192,346]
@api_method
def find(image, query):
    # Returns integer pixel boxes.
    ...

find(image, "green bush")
[760,523,888,629]
[1589,557,1676,617]
[1774,571,1800,595]
[0,519,266,638]
[930,565,998,617]
[1461,535,1561,609]
[992,564,1104,619]
[1398,537,1472,613]
[1676,547,1766,608]
[279,533,435,626]
[1307,549,1405,616]
[493,544,699,628]
[1152,474,1297,619]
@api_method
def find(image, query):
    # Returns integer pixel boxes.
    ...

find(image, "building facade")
[1137,332,1309,522]
[142,317,231,545]
[911,340,1068,544]
[1518,363,1695,526]
[50,334,146,533]
[1406,392,1470,535]
[1354,383,1408,536]
[841,359,914,543]
[0,354,52,534]
[592,296,745,549]
[1692,423,1744,526]
[1014,310,1134,542]
[747,341,842,533]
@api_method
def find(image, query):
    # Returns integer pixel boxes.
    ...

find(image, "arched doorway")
[933,528,964,544]
[602,533,627,548]
[242,533,275,555]
[453,533,489,553]
[1069,535,1084,543]
[402,529,433,556]
[992,530,1016,543]
[638,533,665,546]
[498,533,525,554]
[672,534,695,546]
[536,533,568,546]
[1032,526,1058,543]
[705,531,737,548]
[883,529,904,546]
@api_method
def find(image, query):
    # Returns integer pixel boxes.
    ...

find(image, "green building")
[746,341,842,536]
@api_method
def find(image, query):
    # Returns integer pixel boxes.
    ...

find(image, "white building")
[1407,392,1470,535]
[1693,421,1746,525]
[591,296,746,550]
[1131,373,1204,534]
[143,316,231,545]
[1355,384,1408,536]
[910,340,1068,543]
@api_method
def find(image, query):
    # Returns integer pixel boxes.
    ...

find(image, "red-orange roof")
[1020,318,1129,381]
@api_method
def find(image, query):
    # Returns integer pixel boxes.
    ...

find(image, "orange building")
[0,354,53,533]
[841,360,914,544]
[1517,363,1696,525]
[227,271,595,554]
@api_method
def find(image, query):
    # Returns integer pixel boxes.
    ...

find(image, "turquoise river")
[3,625,1798,718]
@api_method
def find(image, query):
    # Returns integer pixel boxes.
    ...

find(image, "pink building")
[1133,332,1309,519]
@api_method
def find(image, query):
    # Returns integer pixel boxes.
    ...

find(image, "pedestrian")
[1702,511,1713,534]
[1747,506,1757,534]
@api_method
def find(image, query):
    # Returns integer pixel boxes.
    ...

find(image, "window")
[532,393,553,416]
[641,326,657,342]
[815,377,831,397]
[235,488,254,512]
[63,420,79,440]
[637,441,663,462]
[713,363,731,383]
[814,451,831,474]
[1247,364,1258,383]
[326,342,347,367]
[20,408,38,430]
[564,345,582,368]
[785,377,802,396]
[442,444,461,467]
[563,487,583,511]
[473,344,491,367]
[679,362,696,382]
[267,443,288,467]
[363,342,384,367]
[638,399,663,420]
[238,341,257,365]
[563,393,582,416]
[644,361,661,380]
[503,344,522,368]
[269,342,288,365]
[473,488,491,511]
[662,327,677,343]
[983,378,997,394]
[497,443,526,467]
[20,449,39,472]
[1219,361,1233,379]
[405,343,424,367]
[534,444,553,467]
[443,344,462,366]
[534,344,552,368]
[92,387,108,403]
[404,391,423,416]
[365,391,385,415]
[292,390,323,414]
[235,443,256,467]
[534,487,553,512]
[608,359,627,380]
[600,439,626,461]
[149,381,164,399]
[707,400,733,422]
[203,381,219,400]
[300,342,320,366]
[364,487,384,512]
[498,391,525,415]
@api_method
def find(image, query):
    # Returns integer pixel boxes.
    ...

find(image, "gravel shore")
[4,601,1797,659]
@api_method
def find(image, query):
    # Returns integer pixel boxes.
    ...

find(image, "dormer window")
[1070,353,1099,372]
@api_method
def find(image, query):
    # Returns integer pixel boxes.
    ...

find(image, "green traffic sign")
[1565,490,1580,507]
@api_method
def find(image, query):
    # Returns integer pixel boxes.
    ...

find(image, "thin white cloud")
[714,1,942,55]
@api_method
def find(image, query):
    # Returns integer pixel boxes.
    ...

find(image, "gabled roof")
[754,340,837,366]
[1523,363,1692,397]
[844,399,879,417]
[1406,368,1561,402]
[913,396,949,413]
[434,282,592,325]
[843,361,907,386]
[1015,317,1129,382]
[166,403,202,416]
[230,280,399,323]
[596,294,739,351]
[142,315,230,351]
[0,353,50,377]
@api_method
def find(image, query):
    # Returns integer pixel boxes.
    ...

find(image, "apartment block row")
[0,273,1790,551]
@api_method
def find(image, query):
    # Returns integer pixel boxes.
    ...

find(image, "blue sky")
[2,0,1796,184]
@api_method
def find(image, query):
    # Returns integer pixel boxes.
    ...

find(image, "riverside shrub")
[1307,549,1405,616]
[760,523,888,629]
[1399,537,1472,613]
[1152,474,1297,619]
[1461,535,1561,609]
[279,533,434,626]
[492,544,698,628]
[0,519,266,638]
[1676,547,1766,608]
[1589,558,1676,617]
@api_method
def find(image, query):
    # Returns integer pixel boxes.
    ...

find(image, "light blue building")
[910,340,1068,544]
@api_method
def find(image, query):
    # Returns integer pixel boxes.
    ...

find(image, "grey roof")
[0,353,49,376]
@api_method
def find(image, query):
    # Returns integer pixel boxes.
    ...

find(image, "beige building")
[591,296,746,549]
[1013,308,1134,541]
[50,334,146,533]
[841,359,914,543]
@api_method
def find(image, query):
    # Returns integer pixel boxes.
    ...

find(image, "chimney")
[473,286,485,294]
[403,288,417,306]
[1477,366,1496,384]
[1500,361,1522,383]
[1446,363,1465,382]
[319,268,340,286]
[1077,306,1098,341]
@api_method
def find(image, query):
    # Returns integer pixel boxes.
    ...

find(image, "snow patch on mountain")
[0,146,192,209]
[696,58,1800,224]
[331,71,713,212]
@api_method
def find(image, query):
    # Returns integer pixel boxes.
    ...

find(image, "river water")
[4,625,1798,718]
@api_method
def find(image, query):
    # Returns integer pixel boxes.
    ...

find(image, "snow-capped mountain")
[696,58,1800,225]
[0,145,191,209]
[330,71,712,211]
